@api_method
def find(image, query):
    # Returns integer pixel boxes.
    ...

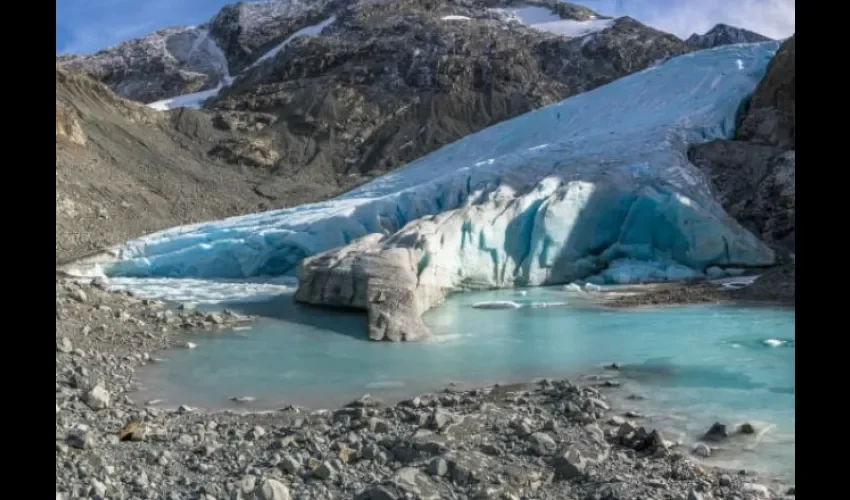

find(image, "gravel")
[55,279,793,499]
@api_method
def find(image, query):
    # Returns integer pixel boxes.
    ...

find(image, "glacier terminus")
[72,41,781,341]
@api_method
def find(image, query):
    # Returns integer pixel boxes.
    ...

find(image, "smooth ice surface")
[138,286,794,480]
[102,42,780,281]
[491,6,615,36]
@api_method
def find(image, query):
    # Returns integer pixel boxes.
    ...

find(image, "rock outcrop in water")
[295,234,442,341]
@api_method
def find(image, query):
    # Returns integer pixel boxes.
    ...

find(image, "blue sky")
[56,0,795,55]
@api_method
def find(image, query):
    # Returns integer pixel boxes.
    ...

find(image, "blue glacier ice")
[92,41,781,282]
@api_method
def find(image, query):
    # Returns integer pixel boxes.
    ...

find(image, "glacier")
[70,41,782,338]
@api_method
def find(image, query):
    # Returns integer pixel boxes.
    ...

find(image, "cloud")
[56,0,232,54]
[576,0,795,39]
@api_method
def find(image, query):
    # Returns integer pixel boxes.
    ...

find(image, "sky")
[56,0,795,55]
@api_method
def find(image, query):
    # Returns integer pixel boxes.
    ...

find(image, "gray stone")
[703,422,728,442]
[368,417,390,433]
[66,429,95,450]
[554,449,587,480]
[250,479,291,500]
[279,455,299,474]
[427,457,448,476]
[428,409,451,430]
[356,485,399,500]
[692,443,711,458]
[313,461,336,480]
[738,422,756,434]
[391,467,440,500]
[70,288,88,303]
[84,385,111,410]
[56,337,73,353]
[687,490,704,500]
[528,432,557,456]
[742,483,771,498]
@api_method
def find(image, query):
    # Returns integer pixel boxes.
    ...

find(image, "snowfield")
[72,41,780,291]
[490,6,616,37]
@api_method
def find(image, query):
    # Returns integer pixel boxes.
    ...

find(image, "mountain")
[689,35,795,254]
[685,23,772,50]
[56,0,702,263]
[56,69,284,263]
[65,41,787,340]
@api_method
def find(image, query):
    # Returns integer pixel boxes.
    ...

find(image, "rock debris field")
[55,279,793,499]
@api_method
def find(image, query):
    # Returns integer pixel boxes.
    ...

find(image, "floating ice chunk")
[563,283,584,293]
[584,283,603,293]
[717,275,758,289]
[762,339,784,347]
[529,301,567,308]
[706,266,726,278]
[519,290,528,296]
[471,300,522,309]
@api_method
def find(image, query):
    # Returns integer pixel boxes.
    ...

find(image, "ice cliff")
[97,41,779,339]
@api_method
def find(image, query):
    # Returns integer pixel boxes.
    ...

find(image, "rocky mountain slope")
[685,23,771,50]
[56,0,774,266]
[689,35,795,254]
[56,70,282,263]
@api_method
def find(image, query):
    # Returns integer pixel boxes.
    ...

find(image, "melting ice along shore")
[66,41,781,340]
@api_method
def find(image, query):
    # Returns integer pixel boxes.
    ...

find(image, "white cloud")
[576,0,795,39]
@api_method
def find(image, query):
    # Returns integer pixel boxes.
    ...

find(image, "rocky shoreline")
[603,264,795,309]
[56,279,793,500]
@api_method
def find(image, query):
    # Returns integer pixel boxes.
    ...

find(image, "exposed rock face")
[58,0,693,197]
[737,35,795,150]
[289,40,787,341]
[685,23,772,50]
[57,0,707,246]
[689,143,795,251]
[56,101,86,145]
[205,4,690,197]
[207,0,345,75]
[58,27,232,104]
[295,234,444,342]
[688,35,795,252]
[54,69,297,263]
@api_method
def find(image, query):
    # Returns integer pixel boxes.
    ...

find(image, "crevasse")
[101,41,781,281]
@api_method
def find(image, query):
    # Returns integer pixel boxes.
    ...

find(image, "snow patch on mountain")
[491,6,615,37]
[247,16,337,70]
[146,15,337,110]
